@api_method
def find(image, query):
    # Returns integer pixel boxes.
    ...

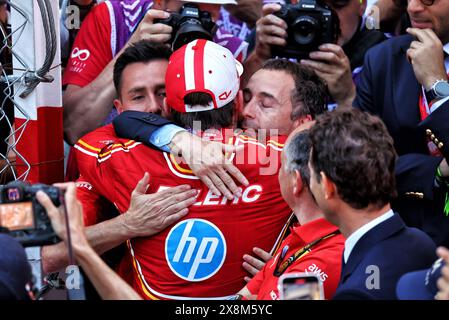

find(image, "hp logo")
[165,219,226,282]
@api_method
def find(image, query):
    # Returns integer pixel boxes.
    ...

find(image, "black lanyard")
[273,230,340,277]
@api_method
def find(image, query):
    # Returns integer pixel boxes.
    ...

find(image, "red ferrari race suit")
[74,124,291,299]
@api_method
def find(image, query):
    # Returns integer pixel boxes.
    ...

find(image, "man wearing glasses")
[354,0,449,248]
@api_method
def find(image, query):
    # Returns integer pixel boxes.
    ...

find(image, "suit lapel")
[339,214,406,284]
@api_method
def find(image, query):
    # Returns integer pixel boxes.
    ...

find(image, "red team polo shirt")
[247,218,345,300]
[63,3,113,88]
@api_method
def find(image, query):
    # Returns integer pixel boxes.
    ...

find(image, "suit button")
[434,138,440,144]
[438,142,444,149]
[426,129,432,136]
[431,134,436,140]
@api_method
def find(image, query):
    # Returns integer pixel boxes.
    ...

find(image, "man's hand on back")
[170,131,249,200]
[122,172,198,238]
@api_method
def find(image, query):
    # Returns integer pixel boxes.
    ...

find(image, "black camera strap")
[60,193,75,267]
[60,193,86,300]
[273,230,340,277]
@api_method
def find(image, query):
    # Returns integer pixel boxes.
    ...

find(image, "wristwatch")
[425,79,449,103]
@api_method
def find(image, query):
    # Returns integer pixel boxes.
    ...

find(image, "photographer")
[36,183,142,300]
[243,0,386,107]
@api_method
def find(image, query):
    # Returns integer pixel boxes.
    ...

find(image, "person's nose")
[242,99,256,120]
[408,0,426,14]
[145,94,162,114]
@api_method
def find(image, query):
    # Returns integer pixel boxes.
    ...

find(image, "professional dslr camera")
[155,3,217,51]
[272,0,340,60]
[0,181,61,247]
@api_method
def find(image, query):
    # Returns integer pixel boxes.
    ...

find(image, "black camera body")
[0,181,61,247]
[272,0,340,60]
[155,3,217,51]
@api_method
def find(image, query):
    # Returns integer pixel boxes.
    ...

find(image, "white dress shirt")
[343,209,395,264]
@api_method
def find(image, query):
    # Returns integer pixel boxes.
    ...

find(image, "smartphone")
[278,273,324,300]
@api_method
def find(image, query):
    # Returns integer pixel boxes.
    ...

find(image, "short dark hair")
[285,130,312,188]
[113,41,172,95]
[171,92,234,130]
[261,59,328,121]
[309,108,398,210]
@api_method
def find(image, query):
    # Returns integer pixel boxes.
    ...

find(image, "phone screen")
[279,274,324,300]
[0,202,34,231]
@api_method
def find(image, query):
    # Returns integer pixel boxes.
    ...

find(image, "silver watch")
[426,80,449,102]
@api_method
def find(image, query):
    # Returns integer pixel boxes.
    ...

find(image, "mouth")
[410,19,433,29]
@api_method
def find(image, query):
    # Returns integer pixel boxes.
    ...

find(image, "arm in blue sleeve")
[149,124,186,152]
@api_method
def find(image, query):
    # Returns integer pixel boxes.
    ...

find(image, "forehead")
[246,69,295,97]
[121,60,168,89]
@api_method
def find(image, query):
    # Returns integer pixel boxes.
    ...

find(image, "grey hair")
[284,130,312,187]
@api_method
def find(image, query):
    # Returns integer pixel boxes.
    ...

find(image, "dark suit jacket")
[333,213,436,300]
[354,35,449,247]
[112,110,174,149]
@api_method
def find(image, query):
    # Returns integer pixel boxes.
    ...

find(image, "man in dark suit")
[308,108,437,299]
[354,0,449,247]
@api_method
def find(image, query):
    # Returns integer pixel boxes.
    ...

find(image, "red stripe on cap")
[166,43,187,112]
[193,39,206,94]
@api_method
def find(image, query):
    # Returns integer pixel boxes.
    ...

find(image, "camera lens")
[291,16,319,45]
[173,18,213,50]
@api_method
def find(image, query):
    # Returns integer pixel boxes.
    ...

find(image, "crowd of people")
[1,0,449,301]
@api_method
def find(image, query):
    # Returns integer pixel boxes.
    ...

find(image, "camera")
[0,181,61,247]
[272,0,340,60]
[155,3,217,51]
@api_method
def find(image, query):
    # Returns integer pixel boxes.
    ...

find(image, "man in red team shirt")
[237,128,345,300]
[73,39,327,299]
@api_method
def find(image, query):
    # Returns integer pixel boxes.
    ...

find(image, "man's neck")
[292,195,323,226]
[337,203,392,239]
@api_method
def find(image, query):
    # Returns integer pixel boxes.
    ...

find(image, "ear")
[114,98,124,114]
[293,170,304,197]
[321,171,336,200]
[162,97,172,118]
[292,114,313,129]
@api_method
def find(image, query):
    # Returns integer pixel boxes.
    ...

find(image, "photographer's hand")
[129,9,173,45]
[243,3,287,86]
[254,3,287,61]
[301,44,355,107]
[36,183,89,253]
[406,28,447,90]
